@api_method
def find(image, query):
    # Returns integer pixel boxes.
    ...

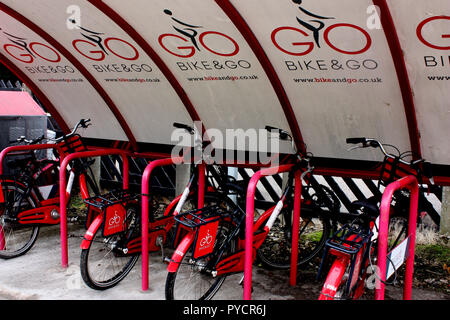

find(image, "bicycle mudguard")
[215,248,257,277]
[319,256,348,300]
[0,177,28,204]
[167,232,195,272]
[81,214,104,249]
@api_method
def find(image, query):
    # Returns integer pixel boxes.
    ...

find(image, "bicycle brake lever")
[301,166,314,180]
[347,145,362,152]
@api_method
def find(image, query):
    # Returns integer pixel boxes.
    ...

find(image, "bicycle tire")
[257,207,331,269]
[165,193,238,300]
[0,180,40,259]
[80,205,139,290]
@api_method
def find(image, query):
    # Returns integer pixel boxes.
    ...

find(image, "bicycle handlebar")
[173,122,195,135]
[10,134,45,145]
[265,125,292,142]
[10,119,91,146]
[52,118,91,143]
[346,137,434,183]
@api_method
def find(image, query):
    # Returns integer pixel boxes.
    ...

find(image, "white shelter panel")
[388,0,450,165]
[104,0,293,153]
[0,10,127,141]
[2,0,194,146]
[231,0,412,161]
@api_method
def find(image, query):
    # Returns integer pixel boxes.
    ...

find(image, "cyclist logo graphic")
[291,0,335,48]
[159,9,240,58]
[104,204,126,236]
[0,28,62,64]
[194,221,219,258]
[199,230,213,247]
[271,0,372,56]
[108,210,121,226]
[70,19,139,61]
[164,9,203,52]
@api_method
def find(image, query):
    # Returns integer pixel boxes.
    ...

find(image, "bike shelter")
[0,0,449,301]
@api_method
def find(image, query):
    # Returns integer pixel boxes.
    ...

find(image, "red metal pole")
[244,164,293,300]
[141,157,183,291]
[404,185,419,300]
[0,144,57,176]
[59,149,129,268]
[290,170,302,286]
[375,175,418,300]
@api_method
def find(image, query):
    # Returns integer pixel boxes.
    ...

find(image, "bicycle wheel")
[0,180,40,259]
[257,207,331,269]
[80,205,140,290]
[165,193,238,300]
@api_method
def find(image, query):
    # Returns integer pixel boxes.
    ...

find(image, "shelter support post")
[440,187,450,236]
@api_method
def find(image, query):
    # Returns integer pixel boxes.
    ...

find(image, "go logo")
[158,9,240,58]
[416,16,450,50]
[69,21,139,62]
[271,23,372,56]
[1,30,61,64]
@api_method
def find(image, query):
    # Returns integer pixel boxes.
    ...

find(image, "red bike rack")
[0,143,60,175]
[244,164,303,300]
[59,148,130,268]
[141,157,206,291]
[0,143,63,204]
[375,175,419,300]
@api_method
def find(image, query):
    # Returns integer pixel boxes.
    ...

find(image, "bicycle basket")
[174,205,229,259]
[379,155,418,187]
[83,190,139,237]
[57,134,87,157]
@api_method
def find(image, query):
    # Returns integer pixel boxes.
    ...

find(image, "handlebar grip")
[265,126,279,132]
[173,122,195,134]
[265,126,291,141]
[80,118,91,128]
[31,135,45,144]
[346,137,367,144]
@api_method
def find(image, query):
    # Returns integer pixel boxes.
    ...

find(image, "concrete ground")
[0,223,448,300]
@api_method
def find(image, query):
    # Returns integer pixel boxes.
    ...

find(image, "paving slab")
[0,223,447,300]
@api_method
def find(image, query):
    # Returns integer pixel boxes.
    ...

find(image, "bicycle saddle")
[350,198,379,219]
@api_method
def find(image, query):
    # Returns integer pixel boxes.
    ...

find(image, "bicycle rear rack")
[317,224,372,298]
[84,189,139,237]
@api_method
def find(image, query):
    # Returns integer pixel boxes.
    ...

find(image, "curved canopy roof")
[0,0,449,171]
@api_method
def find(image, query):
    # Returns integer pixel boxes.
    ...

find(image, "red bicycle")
[317,137,434,300]
[0,119,97,259]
